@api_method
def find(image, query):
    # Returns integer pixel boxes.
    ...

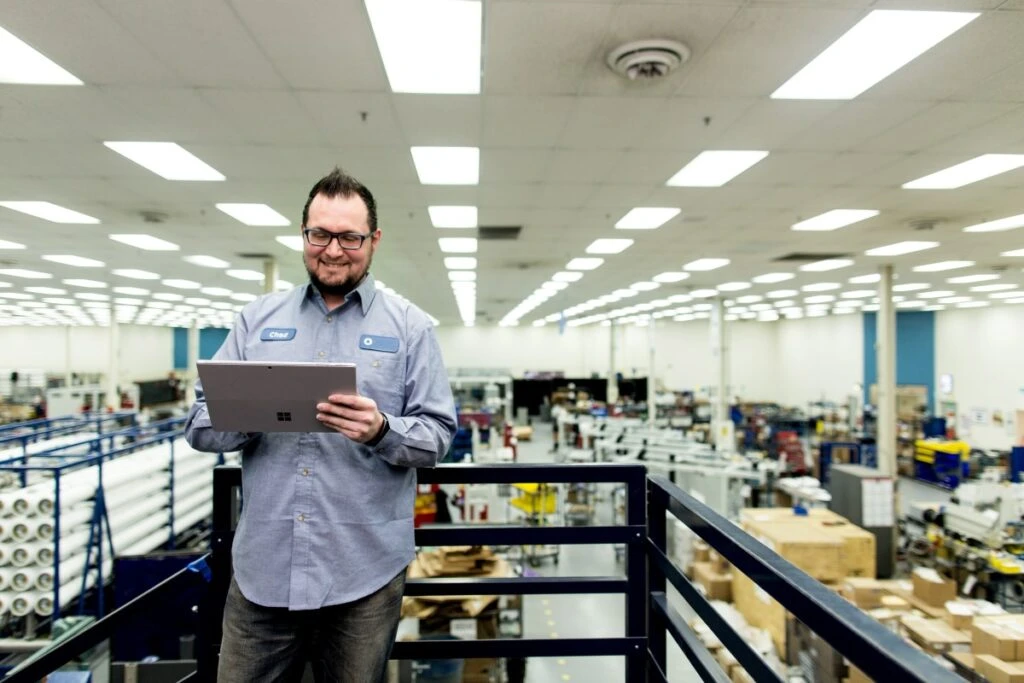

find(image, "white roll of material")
[0,521,11,541]
[10,544,38,568]
[10,594,33,617]
[12,491,52,517]
[0,568,15,590]
[34,520,53,541]
[11,521,35,542]
[11,569,34,591]
[33,593,53,617]
[0,593,7,615]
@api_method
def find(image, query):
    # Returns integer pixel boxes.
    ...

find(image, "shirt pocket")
[357,354,405,415]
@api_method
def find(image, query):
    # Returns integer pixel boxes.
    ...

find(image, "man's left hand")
[316,394,384,443]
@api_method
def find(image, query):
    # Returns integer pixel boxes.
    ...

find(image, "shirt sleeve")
[370,322,456,468]
[184,309,257,453]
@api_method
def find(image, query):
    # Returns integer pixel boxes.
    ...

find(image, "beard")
[305,253,373,300]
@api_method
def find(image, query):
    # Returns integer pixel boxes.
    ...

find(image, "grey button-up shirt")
[184,274,456,610]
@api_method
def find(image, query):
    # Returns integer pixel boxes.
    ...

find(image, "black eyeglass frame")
[301,228,373,250]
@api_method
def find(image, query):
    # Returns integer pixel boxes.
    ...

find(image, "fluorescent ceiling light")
[438,237,478,254]
[958,301,989,308]
[939,297,971,304]
[162,279,201,290]
[804,295,836,304]
[586,239,633,255]
[614,207,681,230]
[630,281,660,292]
[542,281,569,292]
[766,290,798,299]
[411,147,479,185]
[947,274,998,284]
[752,273,794,284]
[865,241,939,256]
[444,257,476,270]
[428,206,477,229]
[113,287,149,295]
[183,255,231,269]
[897,301,926,309]
[800,259,854,272]
[109,234,179,251]
[365,0,481,94]
[991,291,1024,300]
[448,271,476,282]
[903,154,1024,190]
[42,255,104,268]
[802,283,840,292]
[226,269,264,282]
[215,203,289,226]
[0,25,83,84]
[201,287,232,297]
[893,283,929,292]
[0,201,99,224]
[717,282,751,292]
[1000,248,1024,257]
[849,274,881,284]
[972,284,1016,292]
[653,272,689,284]
[736,295,763,304]
[451,281,476,291]
[111,269,160,281]
[962,213,1024,233]
[842,290,876,299]
[232,294,258,303]
[666,151,768,187]
[913,260,974,272]
[566,258,604,271]
[772,10,977,100]
[792,209,878,232]
[63,278,106,288]
[552,271,584,283]
[104,141,225,181]
[690,289,718,299]
[276,235,303,252]
[74,293,109,302]
[684,258,730,272]
[919,290,955,299]
[0,239,25,249]
[25,287,65,295]
[0,268,51,279]
[153,293,183,302]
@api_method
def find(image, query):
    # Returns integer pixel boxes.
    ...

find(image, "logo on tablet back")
[276,412,292,422]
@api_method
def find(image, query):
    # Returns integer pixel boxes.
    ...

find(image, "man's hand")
[316,394,385,443]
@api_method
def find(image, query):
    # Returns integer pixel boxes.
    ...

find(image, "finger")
[317,404,374,424]
[329,394,376,410]
[316,413,364,434]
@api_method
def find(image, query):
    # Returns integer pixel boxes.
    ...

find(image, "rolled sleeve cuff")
[369,413,403,454]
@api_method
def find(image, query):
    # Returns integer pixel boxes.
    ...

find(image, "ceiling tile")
[392,95,482,146]
[482,96,574,147]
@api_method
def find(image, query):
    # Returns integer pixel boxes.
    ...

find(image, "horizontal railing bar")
[417,462,648,485]
[390,637,645,660]
[651,593,730,683]
[405,576,628,596]
[414,524,642,547]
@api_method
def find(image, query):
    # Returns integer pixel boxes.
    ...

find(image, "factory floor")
[502,422,698,683]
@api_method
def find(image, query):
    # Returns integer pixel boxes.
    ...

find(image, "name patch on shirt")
[359,334,399,353]
[260,327,297,342]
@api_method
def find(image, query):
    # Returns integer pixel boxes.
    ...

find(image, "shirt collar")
[302,273,378,315]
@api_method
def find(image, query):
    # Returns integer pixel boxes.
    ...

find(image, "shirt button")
[326,316,332,323]
[318,351,325,358]
[302,468,309,476]
[297,514,305,522]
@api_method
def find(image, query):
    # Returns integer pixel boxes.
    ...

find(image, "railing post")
[197,466,239,683]
[625,467,648,681]
[646,478,667,680]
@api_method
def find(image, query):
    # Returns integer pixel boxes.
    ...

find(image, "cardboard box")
[730,667,755,683]
[973,621,1022,660]
[899,616,970,655]
[841,578,885,610]
[694,562,732,602]
[817,519,876,579]
[709,549,730,573]
[879,595,909,612]
[846,663,872,683]
[694,540,711,563]
[974,615,1024,659]
[732,571,790,661]
[911,568,957,608]
[743,520,844,582]
[462,658,501,683]
[976,655,1024,683]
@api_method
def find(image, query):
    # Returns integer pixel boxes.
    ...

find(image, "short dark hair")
[302,167,378,232]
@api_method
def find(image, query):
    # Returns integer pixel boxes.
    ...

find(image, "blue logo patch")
[359,334,399,353]
[260,328,297,342]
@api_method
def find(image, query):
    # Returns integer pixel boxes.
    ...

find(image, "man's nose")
[324,239,347,258]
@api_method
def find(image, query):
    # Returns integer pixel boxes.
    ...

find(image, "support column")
[187,320,200,381]
[607,321,619,405]
[877,265,897,478]
[711,298,732,453]
[105,317,120,411]
[263,258,278,295]
[64,326,73,387]
[647,317,656,427]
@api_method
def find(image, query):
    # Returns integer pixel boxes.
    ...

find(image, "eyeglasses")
[302,228,372,250]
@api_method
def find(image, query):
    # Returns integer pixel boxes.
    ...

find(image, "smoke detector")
[606,39,690,81]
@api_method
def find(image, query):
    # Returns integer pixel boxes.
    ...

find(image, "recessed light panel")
[438,237,478,253]
[684,258,730,272]
[913,261,974,272]
[104,142,225,181]
[666,151,768,187]
[428,206,478,228]
[0,25,83,84]
[614,208,680,230]
[962,213,1024,233]
[865,241,939,256]
[566,258,604,271]
[0,201,99,224]
[444,257,476,270]
[42,255,104,268]
[904,155,1024,190]
[109,234,180,251]
[411,147,479,185]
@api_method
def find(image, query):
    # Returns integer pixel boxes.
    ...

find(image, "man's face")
[302,193,380,298]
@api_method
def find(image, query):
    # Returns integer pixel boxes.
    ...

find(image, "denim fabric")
[217,570,406,683]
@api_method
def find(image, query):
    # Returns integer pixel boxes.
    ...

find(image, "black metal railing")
[646,474,961,683]
[2,463,960,683]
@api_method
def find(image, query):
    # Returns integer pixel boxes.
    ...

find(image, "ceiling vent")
[774,252,852,262]
[606,39,691,81]
[478,226,522,240]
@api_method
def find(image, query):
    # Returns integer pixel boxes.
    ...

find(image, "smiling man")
[184,167,457,682]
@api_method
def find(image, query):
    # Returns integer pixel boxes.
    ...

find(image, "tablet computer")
[196,360,357,433]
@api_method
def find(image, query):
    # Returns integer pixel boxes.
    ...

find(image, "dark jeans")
[217,571,406,683]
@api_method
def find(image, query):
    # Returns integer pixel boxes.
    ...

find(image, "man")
[185,168,457,682]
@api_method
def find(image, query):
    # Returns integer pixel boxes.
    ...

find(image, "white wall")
[773,314,864,407]
[935,306,1024,449]
[1,325,174,383]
